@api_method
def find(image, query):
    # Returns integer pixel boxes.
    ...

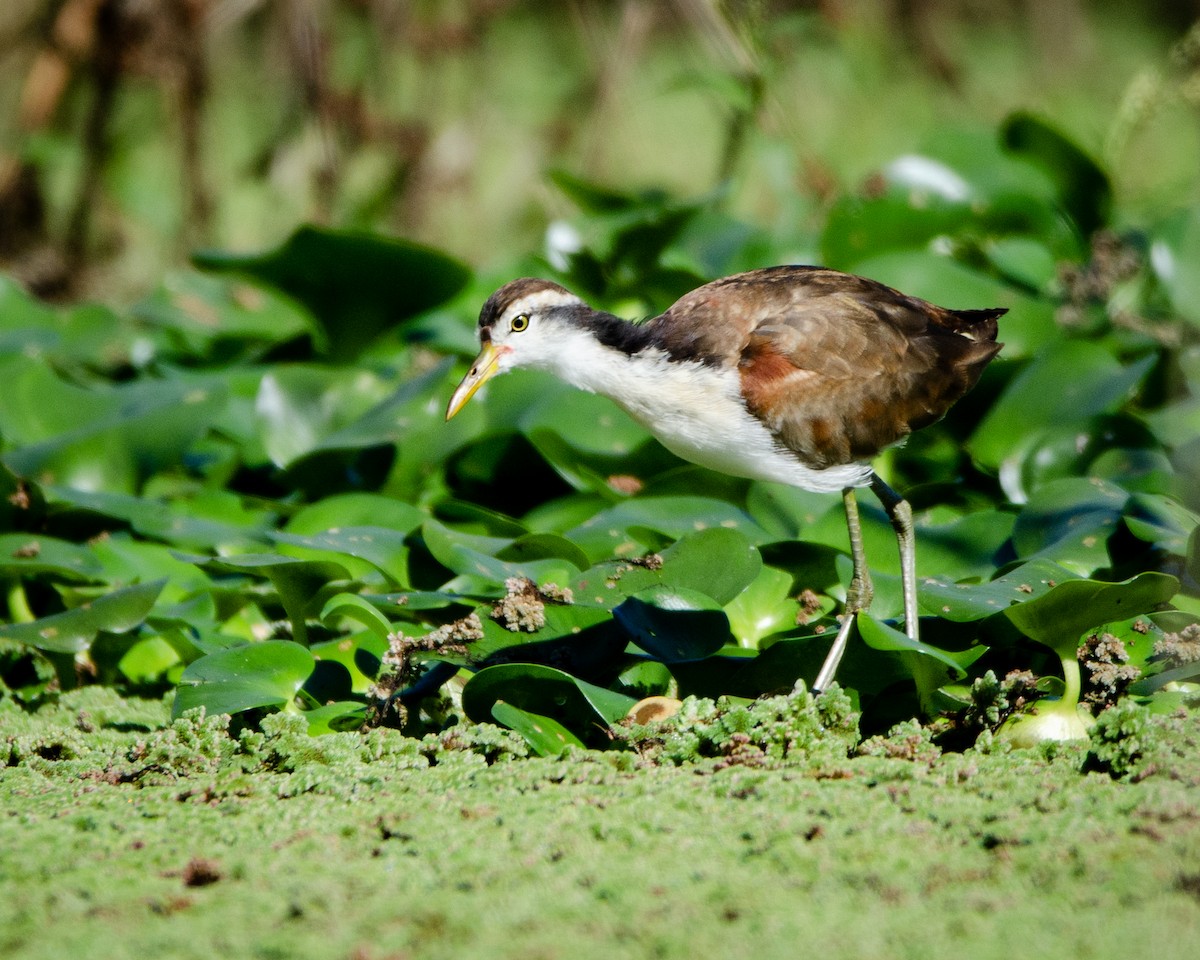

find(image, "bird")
[445,266,1004,692]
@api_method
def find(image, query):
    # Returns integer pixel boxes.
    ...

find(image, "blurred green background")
[2,0,1197,299]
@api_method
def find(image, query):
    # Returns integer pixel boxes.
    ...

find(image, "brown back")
[649,266,1004,468]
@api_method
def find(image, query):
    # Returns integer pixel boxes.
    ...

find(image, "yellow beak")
[446,342,504,420]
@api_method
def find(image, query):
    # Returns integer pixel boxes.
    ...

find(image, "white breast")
[535,329,872,493]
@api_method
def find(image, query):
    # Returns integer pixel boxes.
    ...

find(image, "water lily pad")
[172,640,315,718]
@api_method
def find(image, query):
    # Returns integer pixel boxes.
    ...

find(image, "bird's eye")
[510,314,530,332]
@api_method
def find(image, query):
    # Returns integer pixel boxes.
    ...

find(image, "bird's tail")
[946,307,1006,342]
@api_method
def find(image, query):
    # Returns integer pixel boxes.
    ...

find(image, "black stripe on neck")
[571,307,658,357]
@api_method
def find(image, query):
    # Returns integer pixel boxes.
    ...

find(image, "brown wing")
[650,266,1004,468]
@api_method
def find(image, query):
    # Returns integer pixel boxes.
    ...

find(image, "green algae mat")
[4,688,1199,960]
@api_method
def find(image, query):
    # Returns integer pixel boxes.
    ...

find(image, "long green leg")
[810,486,874,693]
[870,473,918,642]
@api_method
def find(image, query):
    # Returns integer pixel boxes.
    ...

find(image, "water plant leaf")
[303,701,370,735]
[1003,572,1180,654]
[172,640,315,718]
[193,225,471,361]
[613,586,732,663]
[1150,206,1200,328]
[0,579,166,654]
[44,485,273,551]
[566,496,768,562]
[421,520,584,586]
[134,270,316,356]
[310,632,388,693]
[491,701,584,756]
[0,533,104,581]
[462,662,636,740]
[723,565,804,648]
[968,342,1155,472]
[319,593,394,642]
[272,526,414,586]
[1123,494,1200,555]
[189,554,353,645]
[1010,477,1129,574]
[919,559,1080,622]
[1001,112,1112,235]
[571,527,762,609]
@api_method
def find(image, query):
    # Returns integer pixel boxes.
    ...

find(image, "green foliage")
[619,687,860,769]
[0,111,1197,757]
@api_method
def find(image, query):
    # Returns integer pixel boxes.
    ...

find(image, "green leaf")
[0,368,227,492]
[193,225,470,361]
[172,640,315,718]
[723,565,805,648]
[463,603,627,679]
[319,593,394,641]
[1151,206,1200,329]
[254,365,395,468]
[968,342,1155,473]
[188,554,353,646]
[272,526,414,587]
[565,496,768,563]
[491,701,584,756]
[1010,477,1129,574]
[134,270,316,356]
[310,632,388,694]
[613,586,732,663]
[303,701,369,735]
[1001,112,1112,235]
[0,533,104,581]
[1124,493,1200,555]
[857,612,986,715]
[857,612,981,677]
[462,662,636,740]
[571,527,762,609]
[1004,572,1181,657]
[919,559,1080,622]
[0,579,166,654]
[48,485,274,551]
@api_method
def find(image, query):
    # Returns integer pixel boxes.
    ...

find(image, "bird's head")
[445,278,585,419]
